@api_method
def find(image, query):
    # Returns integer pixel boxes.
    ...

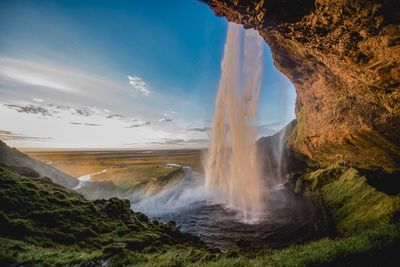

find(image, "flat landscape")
[25,149,203,188]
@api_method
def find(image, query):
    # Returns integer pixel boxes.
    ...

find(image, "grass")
[1,163,399,266]
[0,166,206,266]
[25,150,203,176]
[101,164,185,190]
[298,166,400,236]
[25,150,203,188]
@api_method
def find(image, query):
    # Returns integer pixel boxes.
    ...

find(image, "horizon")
[0,0,296,149]
[18,146,205,152]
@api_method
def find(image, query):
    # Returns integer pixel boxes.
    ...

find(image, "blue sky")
[0,0,296,148]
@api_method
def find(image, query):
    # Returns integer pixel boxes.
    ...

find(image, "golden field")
[25,149,203,188]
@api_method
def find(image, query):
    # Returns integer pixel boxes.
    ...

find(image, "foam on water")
[131,166,316,250]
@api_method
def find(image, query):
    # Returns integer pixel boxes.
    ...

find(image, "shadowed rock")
[257,120,309,186]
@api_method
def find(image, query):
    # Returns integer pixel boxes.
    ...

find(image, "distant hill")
[0,140,78,189]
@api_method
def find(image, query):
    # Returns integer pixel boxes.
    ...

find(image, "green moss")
[296,167,345,192]
[0,166,205,266]
[300,166,400,236]
[0,238,103,267]
[1,164,399,266]
[193,224,399,267]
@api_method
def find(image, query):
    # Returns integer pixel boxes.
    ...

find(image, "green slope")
[0,166,208,266]
[1,163,399,266]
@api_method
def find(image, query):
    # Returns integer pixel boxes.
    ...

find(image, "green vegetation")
[297,166,400,235]
[106,164,185,191]
[1,164,399,266]
[26,150,203,182]
[25,149,204,193]
[0,166,207,266]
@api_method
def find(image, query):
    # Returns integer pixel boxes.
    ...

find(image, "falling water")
[205,22,265,222]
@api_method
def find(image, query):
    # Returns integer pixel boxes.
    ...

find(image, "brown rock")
[201,0,400,170]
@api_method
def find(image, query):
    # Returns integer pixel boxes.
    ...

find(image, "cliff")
[201,0,400,171]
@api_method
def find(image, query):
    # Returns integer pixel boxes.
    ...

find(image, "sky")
[0,0,296,149]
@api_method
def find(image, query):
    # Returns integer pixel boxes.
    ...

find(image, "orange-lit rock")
[201,0,400,170]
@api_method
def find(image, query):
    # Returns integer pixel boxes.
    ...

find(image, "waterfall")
[205,22,265,222]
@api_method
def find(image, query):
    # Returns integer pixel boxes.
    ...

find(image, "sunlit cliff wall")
[201,0,400,171]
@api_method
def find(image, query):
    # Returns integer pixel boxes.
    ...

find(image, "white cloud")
[0,57,209,148]
[157,110,177,122]
[0,57,81,94]
[0,100,209,148]
[33,98,45,103]
[159,118,173,122]
[128,75,150,96]
[126,121,151,128]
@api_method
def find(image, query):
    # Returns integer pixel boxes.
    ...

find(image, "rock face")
[257,120,309,186]
[201,0,400,170]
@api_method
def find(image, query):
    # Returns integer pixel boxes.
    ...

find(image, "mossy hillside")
[0,237,220,267]
[297,166,400,236]
[3,225,399,267]
[1,164,400,266]
[190,225,399,267]
[0,166,206,266]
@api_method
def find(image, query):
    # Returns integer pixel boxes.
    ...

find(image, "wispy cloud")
[72,108,92,117]
[4,104,55,117]
[0,129,52,141]
[187,127,210,132]
[4,103,99,118]
[32,98,45,103]
[0,57,81,94]
[159,118,173,122]
[70,122,101,126]
[0,57,135,100]
[106,113,124,119]
[150,138,208,145]
[4,102,134,123]
[128,75,150,96]
[158,110,176,122]
[126,121,151,128]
